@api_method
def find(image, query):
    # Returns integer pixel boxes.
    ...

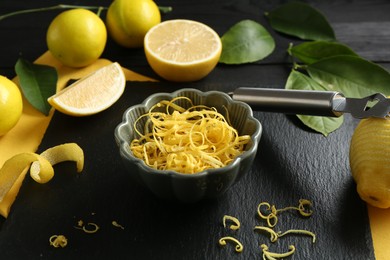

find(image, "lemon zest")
[254,226,316,243]
[257,202,278,227]
[83,222,99,233]
[112,220,125,230]
[254,226,279,242]
[278,229,316,243]
[218,236,244,253]
[130,97,250,174]
[81,222,99,234]
[49,235,68,248]
[222,215,241,230]
[261,244,295,260]
[74,221,99,234]
[276,199,313,217]
[257,199,313,227]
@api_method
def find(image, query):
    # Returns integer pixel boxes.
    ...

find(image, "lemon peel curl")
[0,153,54,202]
[0,143,84,203]
[30,143,84,182]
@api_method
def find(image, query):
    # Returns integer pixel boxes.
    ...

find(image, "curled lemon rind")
[30,143,84,183]
[49,235,68,248]
[222,215,241,230]
[261,244,296,260]
[219,236,243,253]
[0,153,54,202]
[0,143,84,203]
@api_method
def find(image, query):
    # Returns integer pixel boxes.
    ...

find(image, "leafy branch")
[219,1,390,136]
[0,4,172,21]
[265,2,390,136]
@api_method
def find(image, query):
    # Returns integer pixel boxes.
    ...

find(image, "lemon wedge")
[48,62,126,116]
[144,19,222,82]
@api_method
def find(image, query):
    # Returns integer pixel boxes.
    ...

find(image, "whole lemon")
[349,117,390,208]
[0,76,23,136]
[46,9,107,68]
[106,0,161,48]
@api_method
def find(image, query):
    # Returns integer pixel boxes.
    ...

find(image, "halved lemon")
[144,19,222,82]
[48,62,126,116]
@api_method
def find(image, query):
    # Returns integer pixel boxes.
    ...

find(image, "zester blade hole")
[364,98,380,111]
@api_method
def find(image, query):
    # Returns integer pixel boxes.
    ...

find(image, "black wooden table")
[1,1,389,259]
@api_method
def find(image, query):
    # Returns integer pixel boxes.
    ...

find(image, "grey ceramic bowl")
[114,88,262,202]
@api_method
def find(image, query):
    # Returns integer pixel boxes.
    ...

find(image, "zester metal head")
[333,93,390,119]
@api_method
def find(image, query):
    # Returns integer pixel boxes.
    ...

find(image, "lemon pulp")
[144,19,222,82]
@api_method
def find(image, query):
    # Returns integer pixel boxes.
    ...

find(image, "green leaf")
[15,58,58,115]
[289,41,358,64]
[285,70,343,136]
[219,20,275,64]
[296,114,343,137]
[307,55,390,98]
[265,2,335,41]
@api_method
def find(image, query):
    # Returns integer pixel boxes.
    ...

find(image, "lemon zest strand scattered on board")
[219,236,244,253]
[74,221,99,234]
[257,202,278,227]
[219,199,315,257]
[130,97,250,174]
[223,215,241,230]
[49,235,68,248]
[82,223,99,233]
[278,229,316,243]
[112,220,125,230]
[257,199,313,227]
[261,244,295,260]
[276,199,313,217]
[254,226,316,243]
[254,226,279,242]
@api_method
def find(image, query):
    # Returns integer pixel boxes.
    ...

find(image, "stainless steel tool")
[229,87,390,119]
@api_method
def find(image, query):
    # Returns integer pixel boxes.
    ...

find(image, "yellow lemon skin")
[106,0,161,48]
[350,117,390,208]
[46,9,107,68]
[0,76,23,136]
[145,48,222,82]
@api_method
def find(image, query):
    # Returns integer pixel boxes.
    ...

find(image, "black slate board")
[0,81,374,259]
[1,0,387,258]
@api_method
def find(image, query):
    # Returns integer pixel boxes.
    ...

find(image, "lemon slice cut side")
[144,19,222,82]
[48,62,126,116]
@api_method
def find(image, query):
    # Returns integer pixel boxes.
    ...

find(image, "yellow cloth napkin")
[0,51,154,218]
[368,205,390,259]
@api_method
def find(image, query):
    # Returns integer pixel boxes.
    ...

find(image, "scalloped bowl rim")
[115,88,262,179]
